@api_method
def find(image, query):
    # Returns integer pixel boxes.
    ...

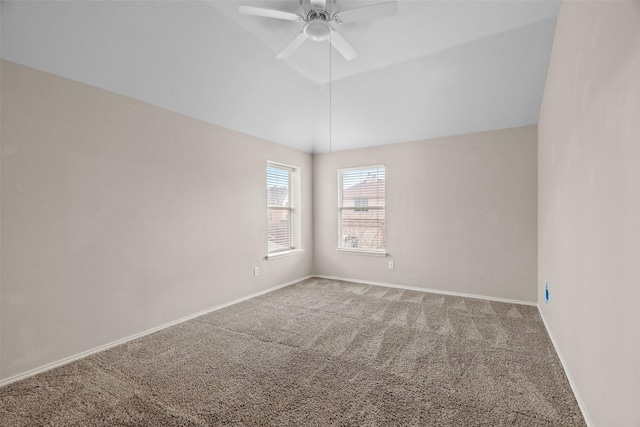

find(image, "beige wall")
[314,126,538,303]
[538,2,640,426]
[0,60,539,383]
[0,60,313,381]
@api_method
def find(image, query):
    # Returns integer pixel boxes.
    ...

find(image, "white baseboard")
[0,275,312,388]
[538,309,593,427]
[312,275,537,306]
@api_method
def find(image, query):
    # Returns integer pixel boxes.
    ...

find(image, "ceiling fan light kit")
[239,0,398,61]
[304,21,331,42]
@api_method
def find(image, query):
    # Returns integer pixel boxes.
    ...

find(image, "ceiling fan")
[239,0,397,61]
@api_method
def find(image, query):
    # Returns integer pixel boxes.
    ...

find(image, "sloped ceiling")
[0,0,559,153]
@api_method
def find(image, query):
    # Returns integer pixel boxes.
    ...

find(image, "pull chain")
[329,31,332,154]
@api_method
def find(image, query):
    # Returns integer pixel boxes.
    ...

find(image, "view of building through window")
[339,166,385,252]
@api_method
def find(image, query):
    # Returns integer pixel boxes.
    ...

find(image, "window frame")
[337,165,386,256]
[266,161,303,259]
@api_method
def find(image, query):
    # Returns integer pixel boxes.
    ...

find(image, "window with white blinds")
[267,162,300,256]
[338,165,385,253]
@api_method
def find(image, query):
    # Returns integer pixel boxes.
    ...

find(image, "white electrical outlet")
[388,261,395,270]
[253,267,259,277]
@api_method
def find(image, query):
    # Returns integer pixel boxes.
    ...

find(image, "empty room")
[1,0,638,425]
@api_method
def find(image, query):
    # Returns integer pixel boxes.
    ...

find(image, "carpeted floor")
[0,277,585,426]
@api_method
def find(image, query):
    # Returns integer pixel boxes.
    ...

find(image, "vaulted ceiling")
[1,0,559,153]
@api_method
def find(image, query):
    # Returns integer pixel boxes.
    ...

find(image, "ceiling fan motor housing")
[305,9,331,22]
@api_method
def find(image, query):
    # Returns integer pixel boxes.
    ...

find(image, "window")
[354,198,369,211]
[267,162,301,258]
[338,165,385,254]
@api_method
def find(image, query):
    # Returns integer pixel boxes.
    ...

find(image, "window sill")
[266,248,305,260]
[336,248,387,257]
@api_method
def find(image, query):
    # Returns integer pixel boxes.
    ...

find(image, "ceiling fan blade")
[277,32,308,59]
[310,0,326,10]
[239,6,302,22]
[329,29,357,61]
[334,1,397,24]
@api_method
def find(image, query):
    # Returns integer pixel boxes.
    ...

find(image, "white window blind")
[338,165,385,252]
[267,163,299,254]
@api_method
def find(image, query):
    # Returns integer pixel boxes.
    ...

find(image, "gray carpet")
[1,278,585,426]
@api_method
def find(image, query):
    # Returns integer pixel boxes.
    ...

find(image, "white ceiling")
[1,0,559,153]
